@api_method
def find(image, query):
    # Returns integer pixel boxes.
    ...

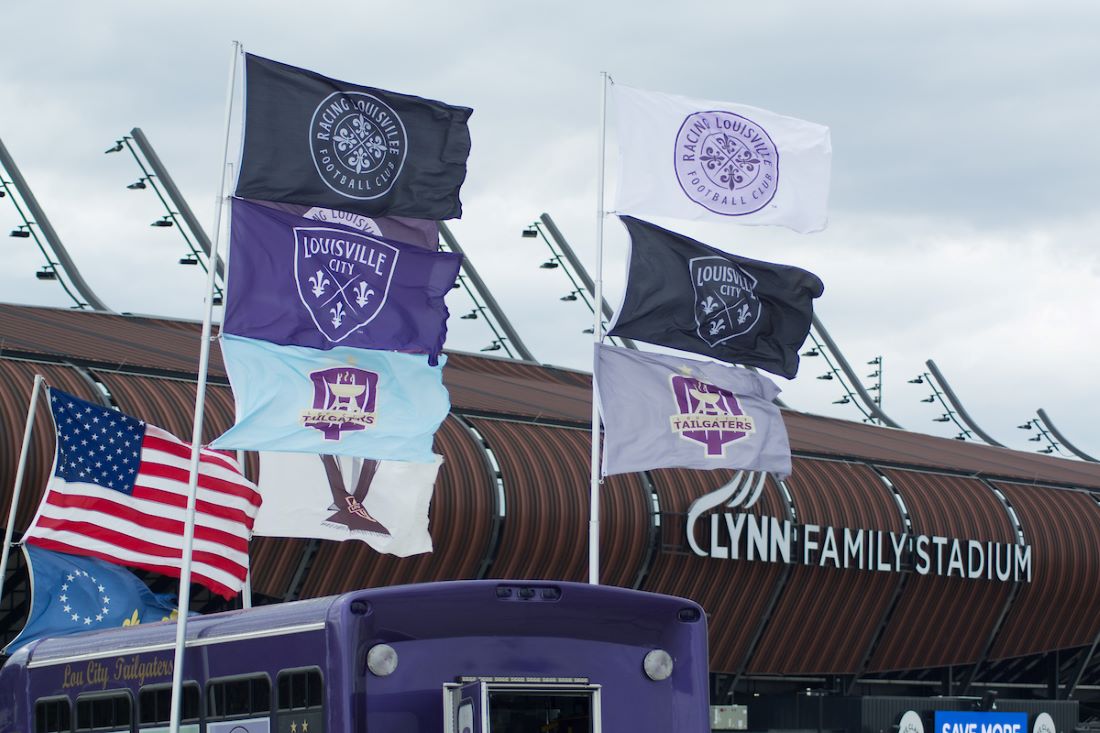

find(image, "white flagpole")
[168,40,241,733]
[588,72,609,585]
[0,374,45,605]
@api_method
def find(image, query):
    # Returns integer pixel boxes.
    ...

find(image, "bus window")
[276,669,323,732]
[34,697,71,733]
[489,690,594,733]
[75,693,131,733]
[447,684,599,733]
[138,683,199,731]
[206,675,270,723]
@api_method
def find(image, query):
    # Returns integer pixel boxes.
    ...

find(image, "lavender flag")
[594,343,791,478]
[224,198,462,362]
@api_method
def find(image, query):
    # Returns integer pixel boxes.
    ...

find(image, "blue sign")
[934,712,1027,733]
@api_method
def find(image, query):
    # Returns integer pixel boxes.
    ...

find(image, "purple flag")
[594,343,791,478]
[224,198,461,361]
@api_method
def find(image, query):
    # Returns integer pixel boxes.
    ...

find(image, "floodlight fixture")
[908,376,924,384]
[35,267,57,281]
[539,260,559,269]
[521,226,538,238]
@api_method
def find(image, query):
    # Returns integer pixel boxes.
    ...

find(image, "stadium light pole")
[808,315,902,428]
[0,137,108,310]
[923,360,1005,447]
[1035,409,1097,462]
[107,129,225,303]
[438,222,537,362]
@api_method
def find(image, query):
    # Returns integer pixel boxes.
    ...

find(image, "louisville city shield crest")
[690,255,762,347]
[294,226,400,343]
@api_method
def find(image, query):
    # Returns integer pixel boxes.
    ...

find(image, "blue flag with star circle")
[4,545,182,656]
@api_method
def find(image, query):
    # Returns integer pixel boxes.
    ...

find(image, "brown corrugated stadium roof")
[3,301,1100,679]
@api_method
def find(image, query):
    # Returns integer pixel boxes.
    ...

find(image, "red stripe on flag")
[31,515,247,582]
[137,461,262,506]
[131,485,257,530]
[42,490,250,554]
[142,431,244,474]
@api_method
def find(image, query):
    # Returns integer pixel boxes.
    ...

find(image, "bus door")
[452,680,488,733]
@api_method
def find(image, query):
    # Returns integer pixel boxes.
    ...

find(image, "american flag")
[24,388,262,599]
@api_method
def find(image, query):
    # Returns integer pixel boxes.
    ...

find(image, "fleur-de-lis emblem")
[160,609,179,622]
[700,295,720,315]
[354,282,375,307]
[736,304,752,324]
[330,301,346,329]
[708,320,727,336]
[309,270,330,298]
[122,609,140,627]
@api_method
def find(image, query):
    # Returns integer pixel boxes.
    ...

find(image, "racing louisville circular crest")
[310,92,408,200]
[674,110,779,216]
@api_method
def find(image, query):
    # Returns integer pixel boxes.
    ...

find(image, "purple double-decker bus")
[0,580,709,732]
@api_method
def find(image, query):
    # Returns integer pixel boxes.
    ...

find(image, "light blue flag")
[212,334,449,462]
[5,545,182,655]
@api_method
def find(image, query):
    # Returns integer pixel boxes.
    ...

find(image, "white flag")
[611,83,831,233]
[253,452,442,556]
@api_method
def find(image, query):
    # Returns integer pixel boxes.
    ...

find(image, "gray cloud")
[1,0,1098,456]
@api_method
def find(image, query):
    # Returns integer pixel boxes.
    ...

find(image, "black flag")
[609,216,824,379]
[235,54,473,220]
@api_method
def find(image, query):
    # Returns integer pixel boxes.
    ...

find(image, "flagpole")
[588,72,609,585]
[0,374,45,605]
[168,40,241,733]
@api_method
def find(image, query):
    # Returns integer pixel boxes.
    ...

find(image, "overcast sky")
[1,1,1098,457]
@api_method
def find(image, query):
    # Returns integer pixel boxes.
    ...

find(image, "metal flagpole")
[588,72,609,585]
[0,374,45,605]
[168,40,241,733]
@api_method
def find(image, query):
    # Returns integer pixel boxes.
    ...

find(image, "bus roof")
[15,580,702,669]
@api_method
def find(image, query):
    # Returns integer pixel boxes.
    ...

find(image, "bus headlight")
[367,644,399,676]
[643,649,674,681]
